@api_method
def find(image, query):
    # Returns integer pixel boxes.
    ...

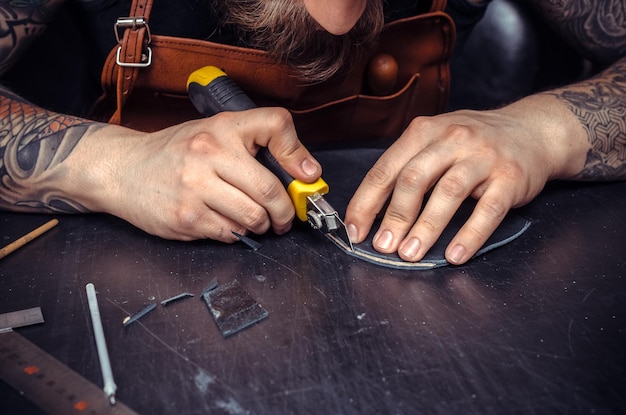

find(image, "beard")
[212,0,384,83]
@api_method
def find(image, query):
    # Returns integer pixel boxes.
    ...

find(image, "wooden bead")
[366,54,399,96]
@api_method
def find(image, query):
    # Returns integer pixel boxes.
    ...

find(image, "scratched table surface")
[1,148,625,415]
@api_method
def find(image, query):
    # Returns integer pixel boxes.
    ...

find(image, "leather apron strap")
[109,0,154,125]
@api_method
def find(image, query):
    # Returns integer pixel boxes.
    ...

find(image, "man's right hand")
[93,108,322,241]
[0,99,322,242]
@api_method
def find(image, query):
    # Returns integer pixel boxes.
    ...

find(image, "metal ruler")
[0,308,138,415]
[0,307,44,330]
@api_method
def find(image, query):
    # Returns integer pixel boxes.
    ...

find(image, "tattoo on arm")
[548,57,626,180]
[0,0,66,74]
[0,87,103,212]
[526,0,626,64]
[526,1,626,180]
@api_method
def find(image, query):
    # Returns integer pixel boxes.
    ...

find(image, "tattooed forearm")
[546,57,626,180]
[0,86,103,212]
[525,0,626,64]
[523,1,626,179]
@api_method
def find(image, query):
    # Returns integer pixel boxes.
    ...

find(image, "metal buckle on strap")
[114,17,152,67]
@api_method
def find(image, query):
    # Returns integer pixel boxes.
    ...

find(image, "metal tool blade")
[331,213,354,252]
[305,194,354,251]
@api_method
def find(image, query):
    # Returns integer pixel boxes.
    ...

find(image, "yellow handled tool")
[187,66,353,249]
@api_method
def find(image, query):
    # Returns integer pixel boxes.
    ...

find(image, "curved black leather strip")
[313,148,532,270]
[326,199,531,269]
[325,197,531,269]
[326,217,531,270]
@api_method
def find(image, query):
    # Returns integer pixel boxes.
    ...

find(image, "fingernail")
[374,230,394,250]
[448,244,466,264]
[400,237,420,259]
[347,223,358,243]
[301,158,319,176]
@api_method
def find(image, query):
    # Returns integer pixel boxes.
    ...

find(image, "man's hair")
[214,0,384,83]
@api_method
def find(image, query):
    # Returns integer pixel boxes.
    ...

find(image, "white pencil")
[86,283,117,405]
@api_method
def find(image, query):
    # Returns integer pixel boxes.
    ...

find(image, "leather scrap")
[201,279,269,337]
[326,199,531,270]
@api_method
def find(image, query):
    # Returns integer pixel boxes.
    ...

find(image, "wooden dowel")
[0,219,59,259]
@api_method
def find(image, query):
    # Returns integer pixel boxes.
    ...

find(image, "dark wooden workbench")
[1,149,625,414]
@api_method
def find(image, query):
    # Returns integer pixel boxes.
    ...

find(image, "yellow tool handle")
[187,66,328,221]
